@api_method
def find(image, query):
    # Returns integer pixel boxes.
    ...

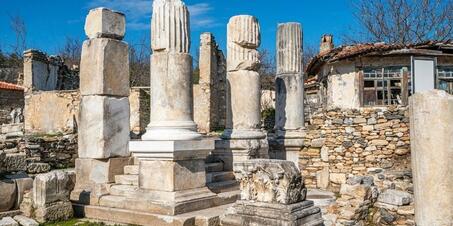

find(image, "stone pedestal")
[409,90,453,226]
[214,139,269,171]
[129,140,217,215]
[221,159,324,226]
[275,23,305,167]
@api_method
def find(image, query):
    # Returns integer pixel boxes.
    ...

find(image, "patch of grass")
[42,219,106,226]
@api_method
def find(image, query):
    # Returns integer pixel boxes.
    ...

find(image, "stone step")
[124,165,139,175]
[207,180,239,194]
[205,162,224,172]
[206,171,235,184]
[74,202,233,226]
[114,175,139,186]
[110,184,139,197]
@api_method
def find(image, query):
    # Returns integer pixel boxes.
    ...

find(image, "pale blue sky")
[0,0,358,56]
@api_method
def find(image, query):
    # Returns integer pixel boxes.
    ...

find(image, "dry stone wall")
[301,106,411,191]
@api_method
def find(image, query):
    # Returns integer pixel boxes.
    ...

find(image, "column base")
[221,129,266,140]
[142,121,202,141]
[221,200,324,226]
[213,137,269,171]
[275,129,306,167]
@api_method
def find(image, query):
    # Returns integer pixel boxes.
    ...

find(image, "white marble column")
[128,0,217,215]
[224,15,265,139]
[141,0,201,141]
[409,90,453,226]
[275,22,305,165]
[214,15,268,171]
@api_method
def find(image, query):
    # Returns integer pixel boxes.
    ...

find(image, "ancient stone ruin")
[1,0,453,226]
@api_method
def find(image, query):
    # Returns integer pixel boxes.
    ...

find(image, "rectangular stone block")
[75,157,132,190]
[33,171,74,207]
[80,38,129,96]
[85,8,125,40]
[3,153,26,172]
[78,96,130,159]
[34,201,73,223]
[139,159,206,191]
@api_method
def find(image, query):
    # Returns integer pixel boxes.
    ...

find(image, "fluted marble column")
[224,15,264,139]
[214,15,268,172]
[275,23,305,165]
[142,0,201,141]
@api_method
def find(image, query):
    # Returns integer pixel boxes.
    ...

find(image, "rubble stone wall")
[0,89,24,125]
[1,125,77,175]
[301,106,411,191]
[24,91,80,134]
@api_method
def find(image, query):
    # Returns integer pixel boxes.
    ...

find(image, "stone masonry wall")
[301,106,411,191]
[24,91,80,134]
[1,124,77,175]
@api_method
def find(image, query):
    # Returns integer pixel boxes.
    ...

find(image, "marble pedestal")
[214,136,269,171]
[128,139,218,215]
[221,200,323,226]
[275,129,305,168]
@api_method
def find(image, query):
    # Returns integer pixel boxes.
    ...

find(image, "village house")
[306,36,453,109]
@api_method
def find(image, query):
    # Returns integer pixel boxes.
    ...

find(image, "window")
[362,66,410,106]
[438,66,453,94]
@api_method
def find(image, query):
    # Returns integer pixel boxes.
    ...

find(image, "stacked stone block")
[75,7,131,192]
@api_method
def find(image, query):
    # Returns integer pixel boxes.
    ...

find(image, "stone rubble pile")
[322,176,378,225]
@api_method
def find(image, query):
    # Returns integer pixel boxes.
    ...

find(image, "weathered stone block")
[139,159,206,191]
[34,201,73,223]
[3,153,26,172]
[377,189,412,206]
[80,38,129,96]
[27,163,50,174]
[221,200,324,226]
[234,159,306,204]
[85,8,125,40]
[33,171,74,207]
[0,217,18,226]
[78,96,130,159]
[14,177,33,209]
[75,157,132,190]
[0,180,17,212]
[13,215,38,226]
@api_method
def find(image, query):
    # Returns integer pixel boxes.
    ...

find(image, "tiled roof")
[0,81,25,91]
[306,40,453,76]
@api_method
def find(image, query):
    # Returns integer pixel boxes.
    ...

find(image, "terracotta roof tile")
[0,81,25,91]
[306,40,453,76]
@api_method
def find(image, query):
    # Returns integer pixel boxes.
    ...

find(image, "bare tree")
[303,43,317,71]
[129,35,151,87]
[9,15,27,56]
[348,0,453,44]
[258,49,276,90]
[58,36,82,67]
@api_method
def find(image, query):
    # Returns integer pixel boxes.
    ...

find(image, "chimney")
[320,34,334,55]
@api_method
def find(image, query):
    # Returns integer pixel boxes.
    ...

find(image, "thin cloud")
[86,0,219,31]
